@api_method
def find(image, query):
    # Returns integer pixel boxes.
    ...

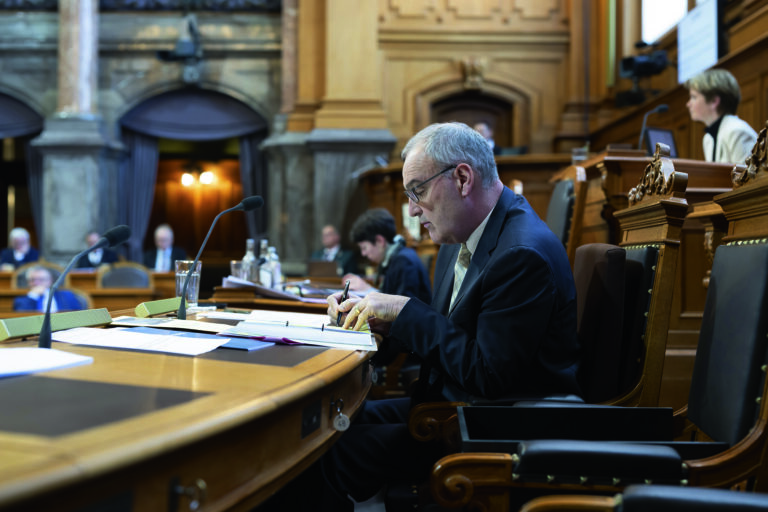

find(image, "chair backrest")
[66,287,94,310]
[605,143,688,408]
[545,178,575,246]
[13,260,65,289]
[616,246,659,394]
[573,243,626,403]
[97,262,152,288]
[688,242,768,446]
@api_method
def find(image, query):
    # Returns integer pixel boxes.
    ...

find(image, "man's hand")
[329,291,409,332]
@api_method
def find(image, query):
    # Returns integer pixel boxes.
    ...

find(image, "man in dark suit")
[309,224,357,276]
[13,266,83,312]
[0,227,39,270]
[474,121,502,156]
[142,224,186,271]
[287,122,580,511]
[76,231,120,268]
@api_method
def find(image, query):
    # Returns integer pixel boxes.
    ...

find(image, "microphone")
[177,195,264,320]
[638,104,669,153]
[38,225,131,348]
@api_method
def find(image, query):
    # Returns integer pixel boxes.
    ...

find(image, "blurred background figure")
[685,68,758,164]
[343,208,431,302]
[309,224,357,276]
[76,230,120,269]
[142,223,187,272]
[473,121,502,156]
[0,227,39,270]
[13,265,82,312]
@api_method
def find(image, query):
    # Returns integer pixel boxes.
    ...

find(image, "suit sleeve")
[382,252,431,303]
[389,246,576,399]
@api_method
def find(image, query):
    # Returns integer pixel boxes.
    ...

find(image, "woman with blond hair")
[685,68,757,164]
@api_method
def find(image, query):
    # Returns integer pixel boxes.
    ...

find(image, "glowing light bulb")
[199,170,214,185]
[181,173,195,186]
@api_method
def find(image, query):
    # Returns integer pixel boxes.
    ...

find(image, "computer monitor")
[644,127,678,158]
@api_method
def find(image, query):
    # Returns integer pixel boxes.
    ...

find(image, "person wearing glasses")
[261,122,580,511]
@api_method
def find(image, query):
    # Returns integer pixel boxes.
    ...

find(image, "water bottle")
[268,246,283,288]
[241,239,257,282]
[258,239,272,288]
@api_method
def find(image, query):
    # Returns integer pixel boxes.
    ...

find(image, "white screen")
[678,0,719,84]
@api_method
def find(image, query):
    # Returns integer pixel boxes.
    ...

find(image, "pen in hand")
[336,279,351,327]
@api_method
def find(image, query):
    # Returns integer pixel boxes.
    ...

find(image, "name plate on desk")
[134,297,182,317]
[0,308,112,341]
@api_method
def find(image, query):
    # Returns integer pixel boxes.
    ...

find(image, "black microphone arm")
[637,104,669,153]
[177,195,264,320]
[38,224,131,349]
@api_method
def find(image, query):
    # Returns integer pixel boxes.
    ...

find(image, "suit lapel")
[448,187,513,315]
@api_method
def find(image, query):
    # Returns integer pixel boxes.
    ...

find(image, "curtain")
[238,133,268,239]
[119,129,159,262]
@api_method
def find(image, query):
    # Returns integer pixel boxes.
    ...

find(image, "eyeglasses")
[404,165,456,203]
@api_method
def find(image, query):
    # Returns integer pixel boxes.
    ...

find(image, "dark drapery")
[238,133,268,238]
[118,130,159,262]
[119,88,269,256]
[0,93,44,243]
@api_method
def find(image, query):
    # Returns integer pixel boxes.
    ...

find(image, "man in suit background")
[13,266,83,312]
[473,121,502,156]
[142,224,186,271]
[309,224,357,276]
[0,227,39,270]
[263,122,580,511]
[76,231,120,269]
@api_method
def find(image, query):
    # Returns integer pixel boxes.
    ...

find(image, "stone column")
[31,0,123,265]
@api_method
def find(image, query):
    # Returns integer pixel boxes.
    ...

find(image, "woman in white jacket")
[685,68,758,165]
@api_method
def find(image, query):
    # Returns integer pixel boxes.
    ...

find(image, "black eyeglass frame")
[404,165,457,203]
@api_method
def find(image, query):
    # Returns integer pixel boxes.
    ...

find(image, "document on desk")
[221,275,329,304]
[0,347,93,378]
[219,311,376,351]
[52,326,228,356]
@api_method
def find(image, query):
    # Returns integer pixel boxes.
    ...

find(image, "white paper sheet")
[0,347,93,378]
[53,327,226,356]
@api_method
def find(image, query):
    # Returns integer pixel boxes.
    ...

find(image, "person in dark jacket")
[0,227,39,270]
[13,265,82,312]
[76,231,120,268]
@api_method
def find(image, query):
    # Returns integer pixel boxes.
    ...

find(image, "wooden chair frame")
[427,135,768,511]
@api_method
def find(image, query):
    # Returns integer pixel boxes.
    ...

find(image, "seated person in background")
[261,122,580,511]
[343,208,431,302]
[142,223,186,272]
[343,208,432,374]
[473,121,502,155]
[309,224,357,276]
[0,227,39,270]
[76,230,120,269]
[685,68,758,164]
[13,266,82,312]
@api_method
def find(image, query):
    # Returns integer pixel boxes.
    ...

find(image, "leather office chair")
[545,178,575,247]
[97,262,153,288]
[429,239,768,511]
[520,485,768,512]
[67,287,94,310]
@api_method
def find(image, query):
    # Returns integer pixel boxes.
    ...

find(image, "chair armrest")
[457,405,675,453]
[408,401,468,447]
[515,439,684,486]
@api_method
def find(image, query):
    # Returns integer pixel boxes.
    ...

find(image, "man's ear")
[374,234,388,247]
[454,163,474,198]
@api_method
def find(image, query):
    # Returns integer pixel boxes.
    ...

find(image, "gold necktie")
[450,243,471,309]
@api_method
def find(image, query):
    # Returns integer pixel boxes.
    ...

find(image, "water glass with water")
[175,260,202,308]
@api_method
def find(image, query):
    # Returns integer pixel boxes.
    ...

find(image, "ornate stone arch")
[404,69,541,149]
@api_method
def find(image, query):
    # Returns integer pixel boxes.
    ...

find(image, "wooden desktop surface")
[0,325,372,511]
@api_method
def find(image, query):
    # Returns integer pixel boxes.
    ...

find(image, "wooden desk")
[69,271,177,300]
[0,336,372,511]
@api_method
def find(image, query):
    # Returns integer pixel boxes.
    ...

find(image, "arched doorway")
[0,93,43,247]
[431,91,516,151]
[119,88,269,267]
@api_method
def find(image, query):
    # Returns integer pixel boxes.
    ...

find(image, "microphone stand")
[39,225,131,348]
[637,104,669,153]
[177,197,263,320]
